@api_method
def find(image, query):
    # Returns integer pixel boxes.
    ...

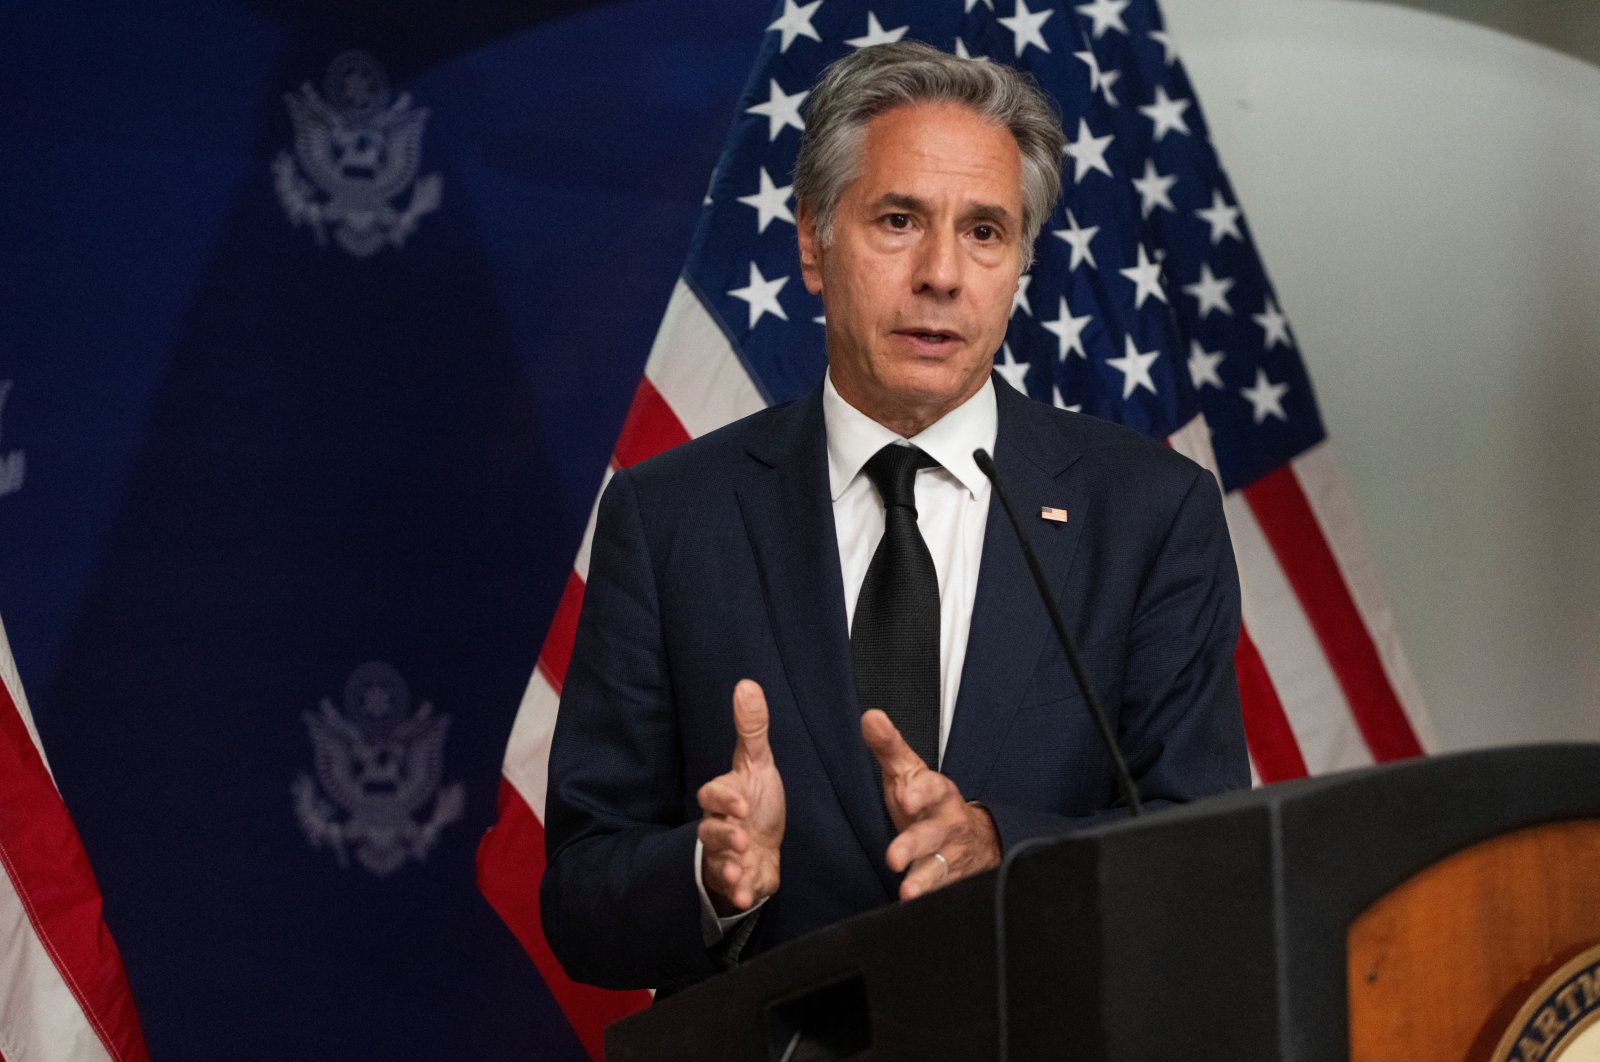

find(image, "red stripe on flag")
[1233,623,1309,783]
[536,571,586,696]
[1243,466,1424,762]
[536,377,689,693]
[0,681,150,1062]
[613,377,690,470]
[476,779,650,1060]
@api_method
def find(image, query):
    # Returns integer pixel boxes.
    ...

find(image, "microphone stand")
[974,448,1144,816]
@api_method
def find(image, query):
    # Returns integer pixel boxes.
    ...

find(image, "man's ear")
[796,200,824,296]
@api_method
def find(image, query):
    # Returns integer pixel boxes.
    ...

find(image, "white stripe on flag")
[572,466,614,585]
[1292,443,1436,750]
[1224,493,1374,772]
[0,614,52,784]
[643,279,766,439]
[503,667,562,824]
[1166,413,1221,485]
[0,870,114,1062]
[0,615,118,1062]
[1166,416,1264,788]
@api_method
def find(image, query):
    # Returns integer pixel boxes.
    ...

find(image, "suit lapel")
[736,389,897,894]
[942,379,1087,796]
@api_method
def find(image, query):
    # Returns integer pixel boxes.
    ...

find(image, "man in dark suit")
[541,42,1248,993]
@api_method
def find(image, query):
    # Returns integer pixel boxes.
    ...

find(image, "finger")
[860,709,927,781]
[896,768,956,821]
[900,852,951,901]
[731,679,772,766]
[886,816,952,873]
[701,848,761,913]
[697,817,748,856]
[719,857,751,909]
[716,857,758,911]
[696,777,749,820]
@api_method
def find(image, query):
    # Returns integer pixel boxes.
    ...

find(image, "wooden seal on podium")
[1489,944,1600,1062]
[1348,820,1600,1062]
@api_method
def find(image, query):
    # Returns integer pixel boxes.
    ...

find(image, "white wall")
[1162,0,1600,750]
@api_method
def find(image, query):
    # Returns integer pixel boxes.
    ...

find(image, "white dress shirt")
[698,373,998,943]
[822,371,996,761]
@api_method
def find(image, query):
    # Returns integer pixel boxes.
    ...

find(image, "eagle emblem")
[0,381,24,500]
[292,661,465,876]
[271,50,442,257]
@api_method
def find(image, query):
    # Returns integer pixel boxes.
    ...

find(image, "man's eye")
[884,213,911,229]
[973,224,996,241]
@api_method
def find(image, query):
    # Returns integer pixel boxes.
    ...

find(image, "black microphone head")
[972,448,997,480]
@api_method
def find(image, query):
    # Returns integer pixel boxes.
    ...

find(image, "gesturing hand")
[697,680,787,915]
[861,709,1001,901]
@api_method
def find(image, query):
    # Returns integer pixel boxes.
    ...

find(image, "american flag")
[0,611,149,1061]
[476,0,1435,1054]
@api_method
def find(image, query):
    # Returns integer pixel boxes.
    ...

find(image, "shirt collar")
[822,371,998,501]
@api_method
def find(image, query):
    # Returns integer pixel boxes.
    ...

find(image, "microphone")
[972,448,1143,816]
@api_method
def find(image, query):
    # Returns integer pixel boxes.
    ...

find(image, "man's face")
[798,101,1025,435]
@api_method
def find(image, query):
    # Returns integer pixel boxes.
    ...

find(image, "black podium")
[606,744,1600,1061]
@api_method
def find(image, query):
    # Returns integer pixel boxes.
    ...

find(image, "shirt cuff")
[694,837,767,947]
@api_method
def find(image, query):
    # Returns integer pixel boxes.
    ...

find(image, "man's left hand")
[860,709,1001,900]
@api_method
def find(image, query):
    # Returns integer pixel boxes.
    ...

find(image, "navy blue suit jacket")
[541,376,1247,991]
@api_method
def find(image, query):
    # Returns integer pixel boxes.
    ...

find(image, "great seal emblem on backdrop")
[272,50,442,257]
[0,381,25,500]
[292,660,465,876]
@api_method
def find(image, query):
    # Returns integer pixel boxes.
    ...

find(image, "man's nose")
[913,228,962,298]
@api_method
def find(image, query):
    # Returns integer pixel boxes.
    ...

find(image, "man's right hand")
[696,679,786,915]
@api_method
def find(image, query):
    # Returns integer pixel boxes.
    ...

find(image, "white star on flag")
[1241,368,1290,422]
[1074,40,1121,106]
[1187,340,1225,389]
[736,168,794,233]
[1075,0,1130,38]
[746,79,808,141]
[1011,273,1033,317]
[1064,118,1114,182]
[1132,158,1177,218]
[728,262,790,327]
[846,12,909,49]
[1195,189,1243,245]
[1108,334,1160,398]
[1253,296,1293,349]
[767,0,823,52]
[1118,244,1167,309]
[1052,383,1082,412]
[999,0,1054,57]
[954,37,972,59]
[1042,296,1093,359]
[965,0,994,11]
[995,342,1031,390]
[1149,29,1178,65]
[1052,209,1099,270]
[1139,85,1192,141]
[1182,263,1235,319]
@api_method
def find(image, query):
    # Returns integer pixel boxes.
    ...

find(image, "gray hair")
[792,41,1067,270]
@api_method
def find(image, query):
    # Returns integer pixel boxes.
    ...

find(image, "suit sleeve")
[539,468,722,991]
[981,463,1249,849]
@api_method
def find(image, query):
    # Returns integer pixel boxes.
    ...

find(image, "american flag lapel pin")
[1040,506,1068,523]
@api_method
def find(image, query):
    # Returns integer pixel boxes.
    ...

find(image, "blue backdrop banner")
[0,1,772,1057]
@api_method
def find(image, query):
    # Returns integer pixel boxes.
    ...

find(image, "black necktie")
[851,443,942,770]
